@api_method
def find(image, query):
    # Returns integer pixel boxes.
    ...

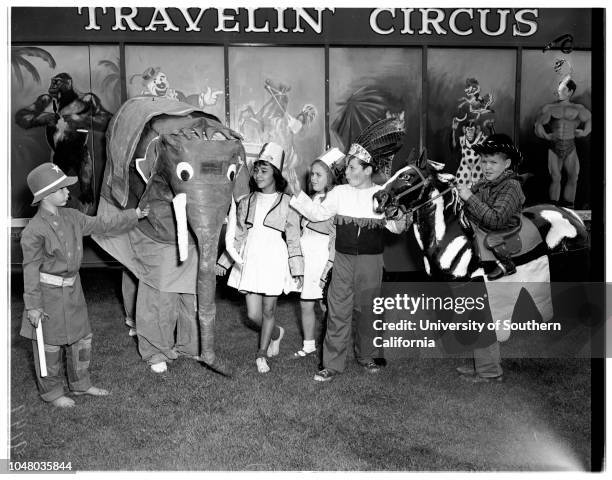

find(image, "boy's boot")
[488,244,517,280]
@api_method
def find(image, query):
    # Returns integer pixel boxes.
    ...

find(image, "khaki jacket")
[21,207,138,344]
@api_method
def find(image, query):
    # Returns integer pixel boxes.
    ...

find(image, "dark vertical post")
[421,45,428,151]
[325,44,330,148]
[589,7,605,473]
[224,43,230,126]
[119,43,127,103]
[514,47,522,144]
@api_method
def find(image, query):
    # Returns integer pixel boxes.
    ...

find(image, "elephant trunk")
[193,225,218,364]
[184,187,233,376]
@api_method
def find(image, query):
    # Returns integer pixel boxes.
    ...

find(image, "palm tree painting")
[11,46,56,89]
[97,59,122,105]
[91,47,122,113]
[329,48,421,155]
[331,86,392,150]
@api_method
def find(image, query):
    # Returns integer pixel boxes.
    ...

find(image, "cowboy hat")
[473,133,524,166]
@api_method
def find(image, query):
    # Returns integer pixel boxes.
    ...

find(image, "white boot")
[150,362,167,373]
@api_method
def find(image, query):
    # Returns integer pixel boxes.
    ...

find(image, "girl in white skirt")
[292,148,343,359]
[217,143,304,373]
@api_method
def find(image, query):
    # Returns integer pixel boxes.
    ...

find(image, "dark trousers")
[323,252,384,373]
[473,341,503,377]
[32,333,93,402]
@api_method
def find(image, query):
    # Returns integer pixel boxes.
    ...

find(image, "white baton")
[35,321,47,377]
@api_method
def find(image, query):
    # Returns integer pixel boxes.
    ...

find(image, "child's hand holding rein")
[136,205,150,219]
[457,184,472,201]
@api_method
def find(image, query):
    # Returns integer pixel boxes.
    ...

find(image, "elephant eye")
[176,162,194,181]
[227,164,237,181]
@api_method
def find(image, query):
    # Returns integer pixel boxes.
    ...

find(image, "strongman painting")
[520,49,592,209]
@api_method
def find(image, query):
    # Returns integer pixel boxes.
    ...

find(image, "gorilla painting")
[15,72,112,209]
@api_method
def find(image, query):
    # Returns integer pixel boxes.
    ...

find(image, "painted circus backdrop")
[10,7,599,271]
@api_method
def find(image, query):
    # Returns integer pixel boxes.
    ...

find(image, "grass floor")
[10,269,592,471]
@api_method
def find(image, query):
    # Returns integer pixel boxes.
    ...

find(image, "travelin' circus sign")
[76,7,539,36]
[11,8,593,46]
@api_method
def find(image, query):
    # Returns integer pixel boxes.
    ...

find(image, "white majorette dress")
[299,193,335,300]
[228,192,297,296]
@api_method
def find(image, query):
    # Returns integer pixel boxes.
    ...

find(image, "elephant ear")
[135,136,160,184]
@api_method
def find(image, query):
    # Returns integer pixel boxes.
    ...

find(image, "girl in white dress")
[292,148,343,359]
[217,143,303,373]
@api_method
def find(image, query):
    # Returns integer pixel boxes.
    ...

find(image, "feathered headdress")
[346,117,405,175]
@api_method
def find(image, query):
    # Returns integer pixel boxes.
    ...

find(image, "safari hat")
[258,142,285,171]
[316,147,345,169]
[27,163,77,205]
[473,133,524,167]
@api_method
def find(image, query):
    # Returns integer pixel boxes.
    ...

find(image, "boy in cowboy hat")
[457,133,526,280]
[21,163,149,408]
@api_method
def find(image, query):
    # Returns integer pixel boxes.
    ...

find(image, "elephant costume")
[93,97,250,375]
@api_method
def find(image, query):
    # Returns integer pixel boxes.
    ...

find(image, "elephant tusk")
[172,193,189,262]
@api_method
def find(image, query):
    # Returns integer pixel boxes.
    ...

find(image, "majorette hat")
[27,163,77,205]
[316,147,345,169]
[472,133,524,167]
[258,142,285,171]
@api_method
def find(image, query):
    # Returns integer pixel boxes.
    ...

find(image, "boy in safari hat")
[21,163,149,408]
